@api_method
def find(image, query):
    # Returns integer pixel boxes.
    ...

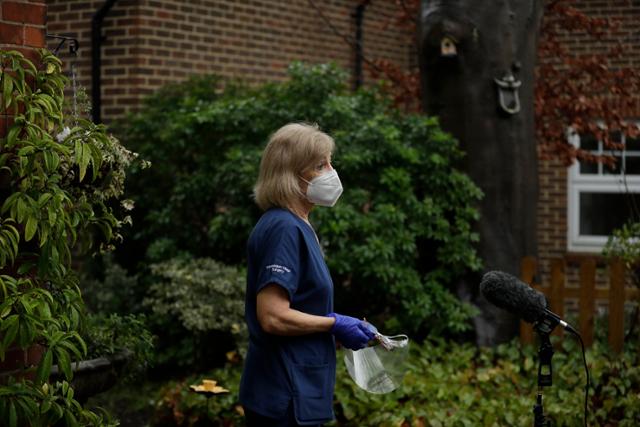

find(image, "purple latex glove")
[327,313,375,350]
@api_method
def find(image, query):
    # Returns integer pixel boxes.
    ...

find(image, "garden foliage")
[150,337,640,426]
[84,313,154,382]
[0,49,143,426]
[116,62,483,337]
[144,257,247,369]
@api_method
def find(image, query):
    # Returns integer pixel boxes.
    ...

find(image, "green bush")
[116,62,483,337]
[81,254,142,315]
[84,313,154,381]
[149,337,640,426]
[144,257,247,370]
[603,221,640,342]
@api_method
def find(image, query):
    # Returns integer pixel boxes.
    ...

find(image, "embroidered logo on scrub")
[266,264,291,274]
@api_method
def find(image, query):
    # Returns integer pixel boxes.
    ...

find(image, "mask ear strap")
[298,175,311,185]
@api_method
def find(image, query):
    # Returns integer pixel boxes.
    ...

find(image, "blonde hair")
[254,123,335,211]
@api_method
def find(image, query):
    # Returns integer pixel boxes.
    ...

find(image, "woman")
[239,123,374,426]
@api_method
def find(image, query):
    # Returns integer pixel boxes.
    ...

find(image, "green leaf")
[3,74,14,110]
[8,400,16,427]
[1,315,19,350]
[37,299,51,319]
[15,197,27,224]
[69,332,87,357]
[51,400,63,420]
[64,410,79,427]
[6,126,20,146]
[0,303,11,318]
[35,349,52,384]
[40,399,51,415]
[57,339,81,361]
[17,145,35,157]
[75,140,88,182]
[24,216,37,242]
[89,144,103,180]
[38,226,48,247]
[37,193,52,207]
[17,316,34,347]
[43,151,53,172]
[15,395,36,419]
[17,261,34,275]
[4,225,19,258]
[56,348,72,381]
[47,205,57,226]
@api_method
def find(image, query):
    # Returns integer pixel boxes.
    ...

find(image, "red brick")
[0,347,27,373]
[104,107,125,115]
[3,1,46,26]
[47,3,69,13]
[0,22,24,45]
[0,116,15,138]
[24,25,44,48]
[26,343,44,367]
[47,22,69,32]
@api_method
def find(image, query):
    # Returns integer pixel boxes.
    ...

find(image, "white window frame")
[567,125,640,253]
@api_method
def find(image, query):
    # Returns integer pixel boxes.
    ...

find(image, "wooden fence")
[519,256,638,352]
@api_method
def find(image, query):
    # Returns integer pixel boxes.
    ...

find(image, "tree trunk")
[419,0,544,345]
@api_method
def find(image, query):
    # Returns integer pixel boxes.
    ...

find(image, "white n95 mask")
[303,169,343,207]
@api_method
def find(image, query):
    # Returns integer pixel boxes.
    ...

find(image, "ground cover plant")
[134,335,639,426]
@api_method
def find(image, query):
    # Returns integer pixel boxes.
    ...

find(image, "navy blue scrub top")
[239,208,336,425]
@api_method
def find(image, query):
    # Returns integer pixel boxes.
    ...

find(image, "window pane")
[579,192,639,236]
[625,156,640,175]
[610,130,623,144]
[579,161,598,174]
[627,136,640,151]
[603,156,622,174]
[580,133,599,151]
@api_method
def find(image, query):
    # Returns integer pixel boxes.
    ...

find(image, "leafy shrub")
[0,379,116,426]
[116,62,483,337]
[603,221,640,341]
[144,257,247,370]
[604,221,640,282]
[0,49,142,425]
[84,313,154,381]
[81,254,142,315]
[150,337,640,426]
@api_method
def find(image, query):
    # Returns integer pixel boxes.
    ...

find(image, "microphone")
[480,270,578,335]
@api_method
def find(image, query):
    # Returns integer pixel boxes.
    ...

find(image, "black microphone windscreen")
[479,271,547,324]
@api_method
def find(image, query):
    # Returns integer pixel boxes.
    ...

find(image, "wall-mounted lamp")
[440,36,457,57]
[494,72,521,114]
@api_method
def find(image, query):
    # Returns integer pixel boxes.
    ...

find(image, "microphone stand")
[533,317,558,427]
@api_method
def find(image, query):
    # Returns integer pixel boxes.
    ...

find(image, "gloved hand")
[327,313,375,350]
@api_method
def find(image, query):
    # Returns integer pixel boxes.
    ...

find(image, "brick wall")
[0,0,47,378]
[1,0,47,139]
[0,0,47,58]
[46,0,413,122]
[535,0,640,298]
